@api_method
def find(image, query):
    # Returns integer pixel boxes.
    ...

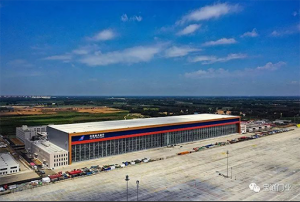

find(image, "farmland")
[1,96,299,138]
[0,110,141,138]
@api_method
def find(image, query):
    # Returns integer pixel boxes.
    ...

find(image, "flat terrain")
[0,107,142,137]
[0,170,40,186]
[0,106,123,116]
[1,128,299,201]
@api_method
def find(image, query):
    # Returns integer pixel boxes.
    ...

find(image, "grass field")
[0,111,133,138]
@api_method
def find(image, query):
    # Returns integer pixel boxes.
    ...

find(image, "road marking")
[289,192,300,201]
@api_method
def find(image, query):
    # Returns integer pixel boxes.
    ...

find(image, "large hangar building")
[47,114,240,164]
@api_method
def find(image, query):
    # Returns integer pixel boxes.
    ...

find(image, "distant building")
[16,125,47,143]
[31,96,51,99]
[241,124,247,134]
[26,140,68,169]
[17,125,68,168]
[273,120,292,125]
[0,153,19,176]
[241,121,272,133]
[255,120,266,124]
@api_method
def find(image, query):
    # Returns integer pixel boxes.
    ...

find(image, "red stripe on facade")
[71,121,240,145]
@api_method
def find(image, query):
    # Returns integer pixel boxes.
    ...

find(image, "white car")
[42,177,51,183]
[143,158,150,163]
[8,185,17,190]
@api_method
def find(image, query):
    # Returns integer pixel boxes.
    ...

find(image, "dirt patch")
[76,107,122,114]
[10,138,24,146]
[0,106,123,116]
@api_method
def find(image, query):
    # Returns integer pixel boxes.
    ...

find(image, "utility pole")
[226,150,229,178]
[125,175,130,201]
[136,180,139,201]
[231,167,232,179]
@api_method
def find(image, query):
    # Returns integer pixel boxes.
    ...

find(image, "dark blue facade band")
[72,118,239,142]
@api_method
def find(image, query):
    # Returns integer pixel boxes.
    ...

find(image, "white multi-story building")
[241,121,272,133]
[16,125,47,143]
[27,140,68,169]
[241,124,247,134]
[0,153,20,176]
[16,125,68,168]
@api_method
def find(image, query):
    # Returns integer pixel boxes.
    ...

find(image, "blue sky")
[0,0,299,96]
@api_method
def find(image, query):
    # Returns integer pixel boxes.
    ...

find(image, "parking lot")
[1,127,299,201]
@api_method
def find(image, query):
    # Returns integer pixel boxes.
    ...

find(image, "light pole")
[125,175,130,201]
[231,167,232,179]
[136,180,139,201]
[226,150,229,178]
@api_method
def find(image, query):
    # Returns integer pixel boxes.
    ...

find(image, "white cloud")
[185,61,286,79]
[185,68,230,78]
[121,14,142,22]
[30,45,51,51]
[290,81,299,85]
[241,28,258,38]
[189,55,216,62]
[80,45,163,66]
[44,54,72,61]
[178,3,241,24]
[72,45,99,55]
[202,38,237,46]
[177,24,201,36]
[256,61,286,71]
[133,16,142,22]
[293,11,298,17]
[164,46,201,58]
[72,49,90,55]
[121,14,129,22]
[7,59,34,67]
[90,29,115,41]
[271,30,281,37]
[292,10,300,17]
[270,23,300,37]
[190,53,247,64]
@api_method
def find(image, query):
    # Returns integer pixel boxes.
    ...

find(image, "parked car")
[143,158,150,163]
[39,170,45,174]
[42,177,51,183]
[123,161,130,166]
[8,185,17,190]
[90,165,100,170]
[134,159,142,164]
[102,166,111,171]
